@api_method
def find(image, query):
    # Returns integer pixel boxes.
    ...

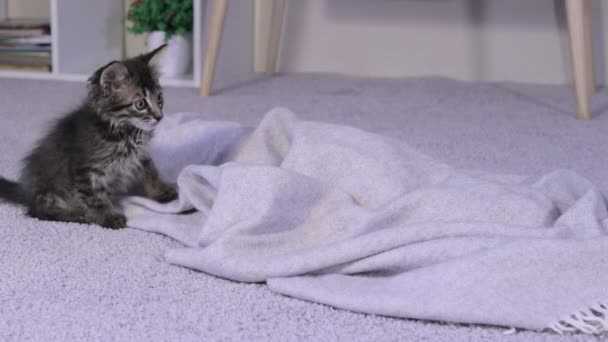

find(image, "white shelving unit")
[0,0,209,88]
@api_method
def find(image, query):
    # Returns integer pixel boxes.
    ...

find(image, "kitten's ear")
[143,44,167,69]
[98,61,129,93]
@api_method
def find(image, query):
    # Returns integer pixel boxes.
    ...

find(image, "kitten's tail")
[0,177,27,205]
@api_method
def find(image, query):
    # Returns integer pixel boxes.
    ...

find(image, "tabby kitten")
[0,44,177,229]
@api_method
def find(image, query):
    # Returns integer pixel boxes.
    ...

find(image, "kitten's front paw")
[152,185,178,203]
[101,213,127,229]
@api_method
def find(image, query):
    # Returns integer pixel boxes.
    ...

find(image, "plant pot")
[146,31,192,77]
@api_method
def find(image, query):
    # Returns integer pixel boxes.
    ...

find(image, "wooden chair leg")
[582,0,595,96]
[566,0,594,120]
[200,0,229,97]
[265,0,286,74]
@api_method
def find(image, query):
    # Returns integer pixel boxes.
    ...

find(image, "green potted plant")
[127,0,193,77]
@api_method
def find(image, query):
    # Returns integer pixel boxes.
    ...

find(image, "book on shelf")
[0,52,51,67]
[0,18,51,43]
[0,28,49,37]
[0,34,51,45]
[0,63,51,72]
[0,18,50,31]
[0,45,51,53]
[0,18,51,37]
[0,18,50,30]
[0,18,52,72]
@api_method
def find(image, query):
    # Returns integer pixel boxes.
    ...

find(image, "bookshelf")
[0,0,245,89]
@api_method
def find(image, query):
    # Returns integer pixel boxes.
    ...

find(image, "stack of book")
[0,18,51,72]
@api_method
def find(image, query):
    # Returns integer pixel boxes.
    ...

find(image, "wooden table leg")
[566,0,594,120]
[265,0,286,74]
[200,0,229,97]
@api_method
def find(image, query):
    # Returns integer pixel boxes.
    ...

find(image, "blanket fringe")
[548,302,608,335]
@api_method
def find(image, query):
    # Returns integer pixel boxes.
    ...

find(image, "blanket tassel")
[548,302,608,335]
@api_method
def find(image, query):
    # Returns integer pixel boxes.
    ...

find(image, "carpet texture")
[1,74,608,341]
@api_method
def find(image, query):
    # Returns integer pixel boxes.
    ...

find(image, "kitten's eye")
[157,93,164,108]
[134,99,147,111]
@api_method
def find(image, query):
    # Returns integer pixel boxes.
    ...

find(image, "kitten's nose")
[153,111,163,122]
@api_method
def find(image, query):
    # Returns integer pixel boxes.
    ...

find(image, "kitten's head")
[87,44,167,131]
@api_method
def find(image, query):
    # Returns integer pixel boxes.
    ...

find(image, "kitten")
[0,44,177,229]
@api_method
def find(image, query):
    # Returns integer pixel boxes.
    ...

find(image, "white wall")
[275,0,608,85]
[6,0,607,85]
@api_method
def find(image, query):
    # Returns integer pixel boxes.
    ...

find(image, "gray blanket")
[124,108,608,335]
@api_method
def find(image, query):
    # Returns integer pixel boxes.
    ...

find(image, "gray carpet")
[1,74,606,341]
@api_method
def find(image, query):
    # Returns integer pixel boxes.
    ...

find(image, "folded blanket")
[124,108,608,334]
